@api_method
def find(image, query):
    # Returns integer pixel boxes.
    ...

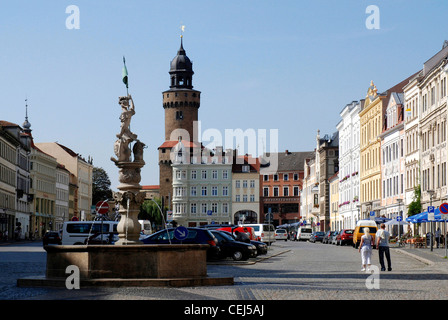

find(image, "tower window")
[176,111,183,120]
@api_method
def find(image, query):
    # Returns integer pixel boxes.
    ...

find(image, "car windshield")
[345,230,354,234]
[213,231,234,242]
[276,229,286,233]
[316,232,325,235]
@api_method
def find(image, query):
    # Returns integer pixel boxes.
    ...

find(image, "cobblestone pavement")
[1,240,448,301]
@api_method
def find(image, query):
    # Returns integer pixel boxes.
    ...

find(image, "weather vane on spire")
[180,23,185,38]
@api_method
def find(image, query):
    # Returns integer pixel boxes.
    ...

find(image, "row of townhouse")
[0,118,93,239]
[325,41,448,234]
[167,144,309,227]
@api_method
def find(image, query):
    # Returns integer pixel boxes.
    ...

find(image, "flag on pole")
[122,56,128,89]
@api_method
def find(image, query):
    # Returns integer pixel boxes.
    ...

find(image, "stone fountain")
[17,92,233,288]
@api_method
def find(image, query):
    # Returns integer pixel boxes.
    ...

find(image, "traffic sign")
[95,201,110,214]
[396,216,402,222]
[207,210,212,216]
[428,206,435,213]
[440,203,448,215]
[174,226,188,241]
[167,210,173,222]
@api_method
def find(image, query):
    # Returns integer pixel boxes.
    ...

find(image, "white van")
[296,227,313,241]
[61,221,118,245]
[138,220,152,235]
[241,223,276,245]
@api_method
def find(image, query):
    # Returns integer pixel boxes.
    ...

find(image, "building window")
[201,186,207,196]
[191,203,197,214]
[283,174,289,181]
[191,170,197,179]
[212,170,218,179]
[250,180,255,188]
[250,194,255,202]
[222,203,228,214]
[293,173,299,181]
[263,187,269,197]
[190,186,197,196]
[212,203,218,213]
[273,174,278,181]
[243,180,248,188]
[201,170,207,179]
[235,180,240,188]
[236,195,240,202]
[263,175,269,181]
[222,186,228,196]
[201,203,207,214]
[212,186,218,196]
[273,187,279,197]
[242,165,250,172]
[176,111,183,120]
[243,195,247,202]
[293,186,299,196]
[223,170,228,179]
[283,187,289,196]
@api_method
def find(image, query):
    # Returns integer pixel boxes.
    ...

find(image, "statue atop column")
[111,95,144,164]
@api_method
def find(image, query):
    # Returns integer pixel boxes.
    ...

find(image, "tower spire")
[23,98,32,134]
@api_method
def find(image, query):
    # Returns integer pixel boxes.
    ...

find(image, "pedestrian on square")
[376,223,392,271]
[358,227,373,272]
[435,228,441,248]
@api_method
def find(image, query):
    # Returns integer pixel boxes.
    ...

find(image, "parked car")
[323,231,335,244]
[330,231,340,244]
[309,231,326,243]
[210,230,257,261]
[141,227,220,260]
[216,226,256,241]
[296,227,313,241]
[42,231,62,246]
[241,223,276,245]
[219,230,268,256]
[275,228,288,241]
[336,229,354,246]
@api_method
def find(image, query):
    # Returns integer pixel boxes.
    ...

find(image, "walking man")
[376,223,392,271]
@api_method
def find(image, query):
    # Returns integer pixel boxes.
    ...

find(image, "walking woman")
[358,227,373,272]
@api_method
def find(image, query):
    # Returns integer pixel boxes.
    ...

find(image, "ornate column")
[111,94,146,245]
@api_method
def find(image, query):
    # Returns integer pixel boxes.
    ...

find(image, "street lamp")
[356,204,361,226]
[397,198,403,241]
[427,190,435,252]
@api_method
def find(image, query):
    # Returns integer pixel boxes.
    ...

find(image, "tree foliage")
[139,197,164,226]
[92,167,113,205]
[407,184,422,217]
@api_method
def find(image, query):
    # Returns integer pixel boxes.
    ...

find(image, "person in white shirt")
[376,223,391,271]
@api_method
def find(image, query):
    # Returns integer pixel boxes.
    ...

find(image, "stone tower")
[159,37,201,209]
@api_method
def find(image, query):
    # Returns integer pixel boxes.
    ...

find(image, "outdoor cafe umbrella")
[406,208,444,223]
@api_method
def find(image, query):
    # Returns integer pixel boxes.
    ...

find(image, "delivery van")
[353,220,378,249]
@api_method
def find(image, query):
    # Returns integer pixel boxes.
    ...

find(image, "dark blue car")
[141,227,220,260]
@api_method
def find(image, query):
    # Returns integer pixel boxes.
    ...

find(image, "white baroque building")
[336,101,361,229]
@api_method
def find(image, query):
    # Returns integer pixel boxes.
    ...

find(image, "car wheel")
[232,251,244,261]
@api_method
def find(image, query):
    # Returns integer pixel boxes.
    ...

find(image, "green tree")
[407,184,422,217]
[92,167,113,205]
[139,197,164,226]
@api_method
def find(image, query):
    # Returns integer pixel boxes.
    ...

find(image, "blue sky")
[1,0,448,190]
